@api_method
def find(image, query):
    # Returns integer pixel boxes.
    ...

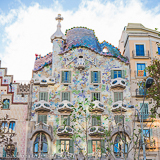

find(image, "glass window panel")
[34,143,39,152]
[61,141,65,152]
[42,143,48,152]
[158,47,160,55]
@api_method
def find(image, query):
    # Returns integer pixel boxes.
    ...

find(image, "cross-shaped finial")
[55,14,63,22]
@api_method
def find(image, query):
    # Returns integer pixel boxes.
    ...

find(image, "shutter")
[67,116,70,126]
[114,92,117,102]
[69,140,74,153]
[61,116,64,125]
[38,115,41,123]
[122,70,125,79]
[14,147,17,157]
[98,92,100,101]
[62,92,64,101]
[101,140,105,153]
[136,45,140,56]
[44,92,48,101]
[62,71,64,83]
[92,92,94,101]
[97,116,101,126]
[91,71,93,83]
[120,92,123,101]
[150,128,153,140]
[88,140,92,153]
[92,116,96,126]
[98,71,101,83]
[56,140,61,153]
[3,147,6,157]
[68,71,71,83]
[44,115,47,124]
[68,92,70,101]
[111,70,114,79]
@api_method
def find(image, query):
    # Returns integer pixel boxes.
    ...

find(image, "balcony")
[137,113,152,122]
[58,100,73,112]
[53,152,74,160]
[132,50,150,59]
[34,100,51,112]
[145,138,156,149]
[111,78,126,89]
[89,101,104,112]
[134,70,146,78]
[30,122,53,140]
[32,76,55,86]
[135,88,147,97]
[88,126,104,136]
[57,126,74,136]
[110,123,131,137]
[77,58,85,70]
[111,101,127,112]
[88,153,106,160]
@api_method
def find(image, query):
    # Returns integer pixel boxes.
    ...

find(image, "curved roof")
[60,27,129,64]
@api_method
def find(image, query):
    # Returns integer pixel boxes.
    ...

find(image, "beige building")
[0,61,29,159]
[119,23,160,160]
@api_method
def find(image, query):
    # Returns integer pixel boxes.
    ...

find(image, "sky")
[0,0,160,82]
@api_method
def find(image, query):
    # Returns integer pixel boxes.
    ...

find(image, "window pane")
[34,143,39,152]
[158,47,160,55]
[3,99,10,109]
[136,44,144,56]
[92,92,100,101]
[93,71,98,83]
[42,143,48,152]
[137,63,146,76]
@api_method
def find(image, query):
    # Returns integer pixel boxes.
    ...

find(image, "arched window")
[3,99,10,109]
[9,122,15,133]
[33,133,48,157]
[114,134,128,158]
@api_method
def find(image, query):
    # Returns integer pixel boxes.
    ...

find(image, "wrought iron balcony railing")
[132,50,150,59]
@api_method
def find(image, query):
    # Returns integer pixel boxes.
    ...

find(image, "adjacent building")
[0,61,29,159]
[118,23,160,160]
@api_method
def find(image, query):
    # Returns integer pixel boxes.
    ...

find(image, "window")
[140,103,149,119]
[92,115,101,126]
[143,129,150,139]
[61,115,70,126]
[3,144,17,157]
[91,92,100,101]
[91,71,101,83]
[88,140,105,157]
[114,115,124,124]
[62,92,70,101]
[61,71,71,83]
[114,134,128,158]
[114,92,123,102]
[138,82,145,96]
[9,122,15,133]
[137,63,146,76]
[2,99,10,109]
[34,133,48,158]
[136,44,144,56]
[56,140,74,154]
[38,115,47,124]
[1,122,8,133]
[1,121,15,133]
[158,46,160,55]
[39,92,48,101]
[111,70,125,79]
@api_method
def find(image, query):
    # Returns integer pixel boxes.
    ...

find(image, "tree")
[144,59,160,117]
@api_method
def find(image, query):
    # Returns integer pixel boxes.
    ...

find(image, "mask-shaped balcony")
[77,57,85,70]
[89,101,104,112]
[53,152,75,160]
[111,78,126,89]
[111,101,127,112]
[58,100,73,112]
[110,123,131,137]
[57,126,74,136]
[88,126,104,136]
[32,76,55,86]
[35,100,51,112]
[30,122,53,140]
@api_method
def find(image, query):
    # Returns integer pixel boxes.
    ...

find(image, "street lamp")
[129,77,153,160]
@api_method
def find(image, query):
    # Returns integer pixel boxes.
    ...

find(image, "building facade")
[0,61,29,159]
[26,14,133,160]
[118,23,160,160]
